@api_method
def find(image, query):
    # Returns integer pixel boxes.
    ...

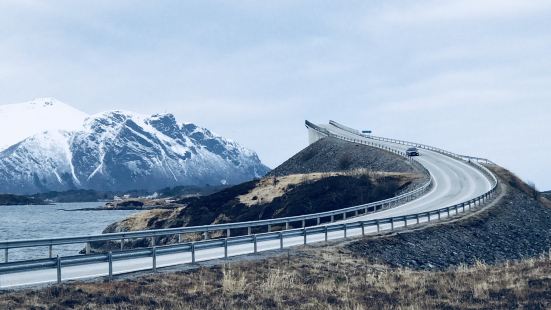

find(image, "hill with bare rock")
[268,136,422,177]
[92,137,428,251]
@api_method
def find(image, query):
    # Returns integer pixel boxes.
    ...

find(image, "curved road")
[0,122,494,288]
[320,123,493,223]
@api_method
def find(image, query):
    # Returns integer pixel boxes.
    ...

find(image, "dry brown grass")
[3,245,551,309]
[107,208,176,232]
[238,171,419,207]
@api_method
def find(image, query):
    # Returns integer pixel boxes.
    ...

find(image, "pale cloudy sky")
[1,1,550,189]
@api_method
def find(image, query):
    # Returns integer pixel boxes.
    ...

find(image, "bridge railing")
[328,120,494,164]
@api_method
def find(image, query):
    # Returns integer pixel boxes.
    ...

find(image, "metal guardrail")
[0,121,498,286]
[0,128,432,265]
[0,186,497,283]
[328,120,495,164]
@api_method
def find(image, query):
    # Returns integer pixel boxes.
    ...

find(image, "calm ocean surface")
[0,202,140,261]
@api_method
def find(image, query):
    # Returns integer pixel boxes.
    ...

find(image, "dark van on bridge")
[406,147,420,156]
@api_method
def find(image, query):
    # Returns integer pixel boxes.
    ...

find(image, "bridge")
[0,121,498,288]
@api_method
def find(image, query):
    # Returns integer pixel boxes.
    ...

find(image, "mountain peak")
[29,97,63,107]
[0,98,88,151]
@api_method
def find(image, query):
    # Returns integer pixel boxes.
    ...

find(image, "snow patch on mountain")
[0,98,88,151]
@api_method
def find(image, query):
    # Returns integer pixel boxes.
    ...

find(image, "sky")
[0,0,550,189]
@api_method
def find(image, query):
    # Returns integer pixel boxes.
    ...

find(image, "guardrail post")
[364,207,368,214]
[324,226,329,242]
[404,217,408,228]
[191,243,196,263]
[343,212,347,220]
[361,222,365,236]
[224,239,228,259]
[427,213,431,222]
[152,247,157,273]
[437,210,441,220]
[253,235,258,253]
[416,214,420,224]
[204,231,209,240]
[343,224,347,239]
[302,220,305,228]
[86,242,91,255]
[120,238,124,251]
[56,255,62,284]
[454,206,458,215]
[178,234,182,243]
[248,227,252,235]
[268,224,272,232]
[4,248,8,263]
[462,203,466,213]
[285,222,289,230]
[317,217,320,225]
[330,215,334,223]
[447,208,450,218]
[355,210,358,217]
[151,237,155,247]
[108,251,113,281]
[390,218,394,231]
[279,232,284,249]
[303,228,307,244]
[376,220,380,233]
[49,245,53,258]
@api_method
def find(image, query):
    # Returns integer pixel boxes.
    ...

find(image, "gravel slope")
[348,165,551,270]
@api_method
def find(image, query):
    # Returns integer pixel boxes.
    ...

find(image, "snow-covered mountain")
[0,98,88,151]
[0,104,269,194]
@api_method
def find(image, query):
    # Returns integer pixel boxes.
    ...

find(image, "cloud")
[0,1,550,188]
[378,0,551,24]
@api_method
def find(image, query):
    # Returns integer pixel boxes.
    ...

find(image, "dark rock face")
[0,194,47,206]
[0,111,270,194]
[116,200,145,208]
[348,167,551,270]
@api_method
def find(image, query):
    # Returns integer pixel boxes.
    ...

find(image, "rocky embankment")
[348,165,551,270]
[103,199,185,210]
